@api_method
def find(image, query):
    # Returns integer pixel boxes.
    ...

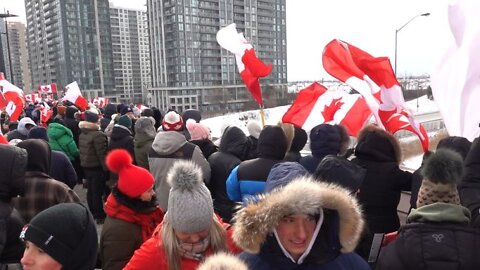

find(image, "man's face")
[275,214,317,261]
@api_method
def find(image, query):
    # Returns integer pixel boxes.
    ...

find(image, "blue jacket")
[226,125,287,202]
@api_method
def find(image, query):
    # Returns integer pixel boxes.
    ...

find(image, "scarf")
[177,237,210,261]
[104,193,164,241]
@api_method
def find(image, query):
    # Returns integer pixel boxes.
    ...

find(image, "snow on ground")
[406,95,439,115]
[201,95,440,171]
[202,95,439,139]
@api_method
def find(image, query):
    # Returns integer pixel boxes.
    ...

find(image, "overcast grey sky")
[1,0,451,82]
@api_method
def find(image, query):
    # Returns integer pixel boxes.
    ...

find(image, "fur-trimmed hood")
[355,124,402,164]
[232,177,364,254]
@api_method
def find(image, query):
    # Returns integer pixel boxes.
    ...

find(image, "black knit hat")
[84,109,99,123]
[28,126,49,142]
[20,203,98,270]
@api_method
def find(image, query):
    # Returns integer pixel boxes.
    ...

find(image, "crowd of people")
[1,101,480,270]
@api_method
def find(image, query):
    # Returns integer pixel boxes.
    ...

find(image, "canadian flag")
[282,82,371,136]
[62,81,88,111]
[322,39,429,151]
[216,23,272,105]
[24,92,42,104]
[39,102,53,123]
[38,83,57,94]
[136,104,148,111]
[0,72,25,121]
[92,97,109,108]
[44,93,55,103]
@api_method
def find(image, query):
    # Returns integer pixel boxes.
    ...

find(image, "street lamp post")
[394,12,430,76]
[0,11,19,84]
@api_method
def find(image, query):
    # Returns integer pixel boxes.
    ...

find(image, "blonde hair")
[161,216,227,270]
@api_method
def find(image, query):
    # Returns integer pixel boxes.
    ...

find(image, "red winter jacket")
[123,217,241,270]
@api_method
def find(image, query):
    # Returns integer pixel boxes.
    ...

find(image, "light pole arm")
[397,15,421,33]
[393,12,430,76]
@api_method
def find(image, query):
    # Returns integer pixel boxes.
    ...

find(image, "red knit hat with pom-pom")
[106,149,154,198]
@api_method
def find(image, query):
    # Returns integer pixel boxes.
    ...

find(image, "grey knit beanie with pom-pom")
[166,160,214,233]
[198,252,248,270]
[417,148,463,207]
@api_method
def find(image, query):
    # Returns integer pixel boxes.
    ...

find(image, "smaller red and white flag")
[0,72,25,121]
[92,97,109,108]
[24,93,34,104]
[136,104,148,112]
[38,102,53,123]
[38,83,57,94]
[44,93,55,103]
[216,23,272,105]
[282,82,371,136]
[62,81,88,111]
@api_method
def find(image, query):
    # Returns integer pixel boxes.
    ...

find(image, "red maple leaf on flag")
[321,98,344,122]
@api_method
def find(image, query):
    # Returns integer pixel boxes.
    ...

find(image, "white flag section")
[62,81,88,110]
[431,0,480,141]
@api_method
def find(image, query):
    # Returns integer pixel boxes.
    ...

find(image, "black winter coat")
[63,106,80,145]
[207,126,248,222]
[0,145,27,264]
[459,137,480,227]
[377,204,480,270]
[352,126,412,234]
[191,139,218,160]
[108,125,135,161]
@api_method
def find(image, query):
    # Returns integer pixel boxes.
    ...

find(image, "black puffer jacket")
[63,106,80,145]
[207,126,249,222]
[459,137,480,227]
[0,145,27,264]
[377,203,480,270]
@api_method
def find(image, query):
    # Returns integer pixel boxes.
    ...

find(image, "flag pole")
[259,104,265,127]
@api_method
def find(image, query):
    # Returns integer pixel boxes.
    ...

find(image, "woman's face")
[21,241,62,270]
[174,228,210,244]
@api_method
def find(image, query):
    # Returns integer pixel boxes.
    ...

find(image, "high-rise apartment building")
[7,22,32,91]
[147,0,287,113]
[110,4,151,104]
[0,18,12,82]
[25,0,115,96]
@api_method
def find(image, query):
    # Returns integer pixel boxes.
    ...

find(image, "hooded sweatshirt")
[148,131,211,210]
